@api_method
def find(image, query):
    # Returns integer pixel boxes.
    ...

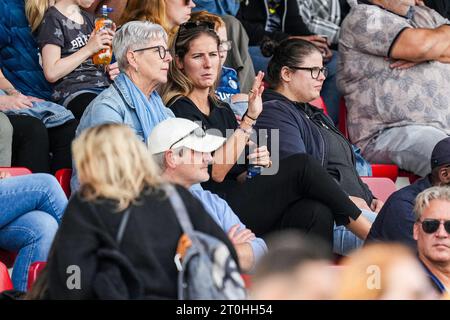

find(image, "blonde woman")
[46,123,237,299]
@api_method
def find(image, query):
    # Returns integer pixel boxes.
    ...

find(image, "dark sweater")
[367,176,433,248]
[47,185,237,299]
[258,89,373,204]
[236,0,313,46]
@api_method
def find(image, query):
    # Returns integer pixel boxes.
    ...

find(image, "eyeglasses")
[133,45,171,60]
[288,66,328,79]
[219,40,232,52]
[417,219,450,234]
[169,127,206,149]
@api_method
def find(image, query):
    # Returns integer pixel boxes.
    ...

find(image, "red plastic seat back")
[361,177,397,202]
[0,167,32,176]
[370,164,399,182]
[55,168,72,198]
[27,261,47,291]
[338,98,349,139]
[0,261,13,292]
[310,97,329,115]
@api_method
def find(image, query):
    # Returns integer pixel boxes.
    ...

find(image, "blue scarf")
[117,73,174,143]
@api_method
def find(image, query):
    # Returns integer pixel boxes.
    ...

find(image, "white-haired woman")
[71,20,176,190]
[47,123,237,299]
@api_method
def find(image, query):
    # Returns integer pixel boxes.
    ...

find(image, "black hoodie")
[236,0,313,46]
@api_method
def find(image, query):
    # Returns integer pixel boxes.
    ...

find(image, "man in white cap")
[148,118,267,272]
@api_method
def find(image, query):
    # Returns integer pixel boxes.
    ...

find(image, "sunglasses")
[169,127,206,150]
[417,219,450,234]
[174,21,216,48]
[133,45,171,60]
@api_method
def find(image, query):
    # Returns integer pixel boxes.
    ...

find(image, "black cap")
[431,137,450,169]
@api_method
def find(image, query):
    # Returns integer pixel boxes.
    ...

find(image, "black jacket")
[47,185,237,299]
[236,0,312,46]
[258,89,373,203]
[425,0,450,19]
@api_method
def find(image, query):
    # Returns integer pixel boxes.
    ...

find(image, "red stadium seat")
[370,164,399,183]
[0,261,13,292]
[361,177,397,202]
[27,261,47,291]
[241,274,252,289]
[338,97,349,139]
[0,166,32,176]
[55,168,72,198]
[310,96,329,115]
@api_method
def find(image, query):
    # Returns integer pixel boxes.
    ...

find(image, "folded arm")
[390,25,450,63]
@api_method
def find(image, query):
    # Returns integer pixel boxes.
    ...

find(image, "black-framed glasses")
[133,45,171,60]
[417,219,450,234]
[169,127,206,149]
[219,40,232,52]
[288,66,328,79]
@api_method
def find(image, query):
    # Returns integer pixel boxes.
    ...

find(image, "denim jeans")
[249,46,341,124]
[0,173,67,291]
[333,209,377,256]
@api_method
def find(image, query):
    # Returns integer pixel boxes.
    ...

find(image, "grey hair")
[414,186,450,221]
[152,152,167,171]
[113,21,168,72]
[151,148,184,172]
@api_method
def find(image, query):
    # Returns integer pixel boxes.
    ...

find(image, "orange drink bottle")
[92,5,113,65]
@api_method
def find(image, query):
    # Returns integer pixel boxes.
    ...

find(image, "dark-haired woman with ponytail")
[162,23,372,252]
[256,38,380,255]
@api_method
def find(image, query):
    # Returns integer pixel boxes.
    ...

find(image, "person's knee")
[32,173,62,191]
[28,211,59,247]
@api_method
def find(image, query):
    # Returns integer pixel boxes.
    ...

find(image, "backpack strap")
[163,184,201,248]
[116,208,131,244]
[89,201,131,246]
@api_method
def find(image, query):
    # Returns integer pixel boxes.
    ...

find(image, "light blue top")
[190,183,268,267]
[71,73,175,190]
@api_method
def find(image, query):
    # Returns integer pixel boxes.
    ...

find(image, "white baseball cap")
[148,118,226,154]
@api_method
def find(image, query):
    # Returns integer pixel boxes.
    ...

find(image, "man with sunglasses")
[367,137,450,248]
[413,186,450,294]
[148,118,268,273]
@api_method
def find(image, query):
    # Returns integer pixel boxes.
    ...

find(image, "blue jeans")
[333,209,377,256]
[249,46,341,124]
[0,173,67,291]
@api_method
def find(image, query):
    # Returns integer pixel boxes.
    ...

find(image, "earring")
[135,67,139,73]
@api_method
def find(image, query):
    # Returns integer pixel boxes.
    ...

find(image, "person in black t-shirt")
[161,23,371,250]
[28,0,115,120]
